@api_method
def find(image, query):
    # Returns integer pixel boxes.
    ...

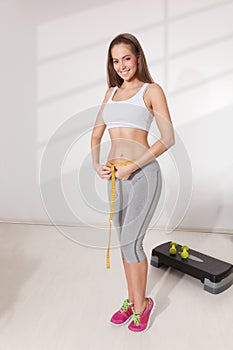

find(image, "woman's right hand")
[94,163,112,180]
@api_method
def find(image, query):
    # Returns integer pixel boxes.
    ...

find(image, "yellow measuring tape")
[106,160,134,269]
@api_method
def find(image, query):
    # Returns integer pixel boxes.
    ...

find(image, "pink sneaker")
[128,297,155,333]
[110,299,134,326]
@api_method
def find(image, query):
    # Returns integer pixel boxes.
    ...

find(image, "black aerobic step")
[150,241,233,294]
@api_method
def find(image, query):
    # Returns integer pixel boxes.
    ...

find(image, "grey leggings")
[107,159,162,264]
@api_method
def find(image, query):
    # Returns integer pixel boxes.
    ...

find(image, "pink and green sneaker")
[110,299,134,326]
[128,297,155,333]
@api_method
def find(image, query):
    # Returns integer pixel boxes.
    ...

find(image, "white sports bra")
[102,83,154,132]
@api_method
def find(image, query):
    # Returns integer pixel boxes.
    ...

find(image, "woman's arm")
[130,83,175,171]
[90,87,113,178]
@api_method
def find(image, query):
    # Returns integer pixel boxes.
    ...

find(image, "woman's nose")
[120,61,126,69]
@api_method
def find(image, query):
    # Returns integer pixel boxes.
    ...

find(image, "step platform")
[150,241,233,294]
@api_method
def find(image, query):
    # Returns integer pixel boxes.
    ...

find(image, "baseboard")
[0,220,232,235]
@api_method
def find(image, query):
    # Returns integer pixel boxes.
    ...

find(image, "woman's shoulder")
[146,82,166,99]
[101,86,116,104]
[147,82,164,93]
[108,86,117,93]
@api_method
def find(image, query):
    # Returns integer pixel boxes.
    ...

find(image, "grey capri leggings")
[107,159,162,264]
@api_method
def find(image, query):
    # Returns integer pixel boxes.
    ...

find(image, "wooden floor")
[0,223,232,350]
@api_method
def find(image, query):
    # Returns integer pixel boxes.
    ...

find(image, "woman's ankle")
[133,297,147,313]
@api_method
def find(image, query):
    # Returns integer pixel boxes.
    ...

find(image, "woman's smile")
[121,70,130,76]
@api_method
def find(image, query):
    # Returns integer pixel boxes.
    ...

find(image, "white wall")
[1,0,233,235]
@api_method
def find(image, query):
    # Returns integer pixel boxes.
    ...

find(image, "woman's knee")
[121,243,146,264]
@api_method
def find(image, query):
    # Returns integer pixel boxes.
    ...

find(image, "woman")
[91,33,175,333]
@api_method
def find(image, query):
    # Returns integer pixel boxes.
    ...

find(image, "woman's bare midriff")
[106,127,151,164]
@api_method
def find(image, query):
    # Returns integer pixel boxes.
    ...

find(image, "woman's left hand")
[114,164,134,180]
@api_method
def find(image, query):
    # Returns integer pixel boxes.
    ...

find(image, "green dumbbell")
[181,245,189,260]
[169,242,178,256]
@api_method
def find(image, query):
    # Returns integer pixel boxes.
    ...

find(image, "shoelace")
[132,307,142,326]
[120,299,132,313]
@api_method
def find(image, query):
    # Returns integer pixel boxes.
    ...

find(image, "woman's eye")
[125,57,130,60]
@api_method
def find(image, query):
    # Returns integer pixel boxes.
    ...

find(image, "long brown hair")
[106,33,154,87]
